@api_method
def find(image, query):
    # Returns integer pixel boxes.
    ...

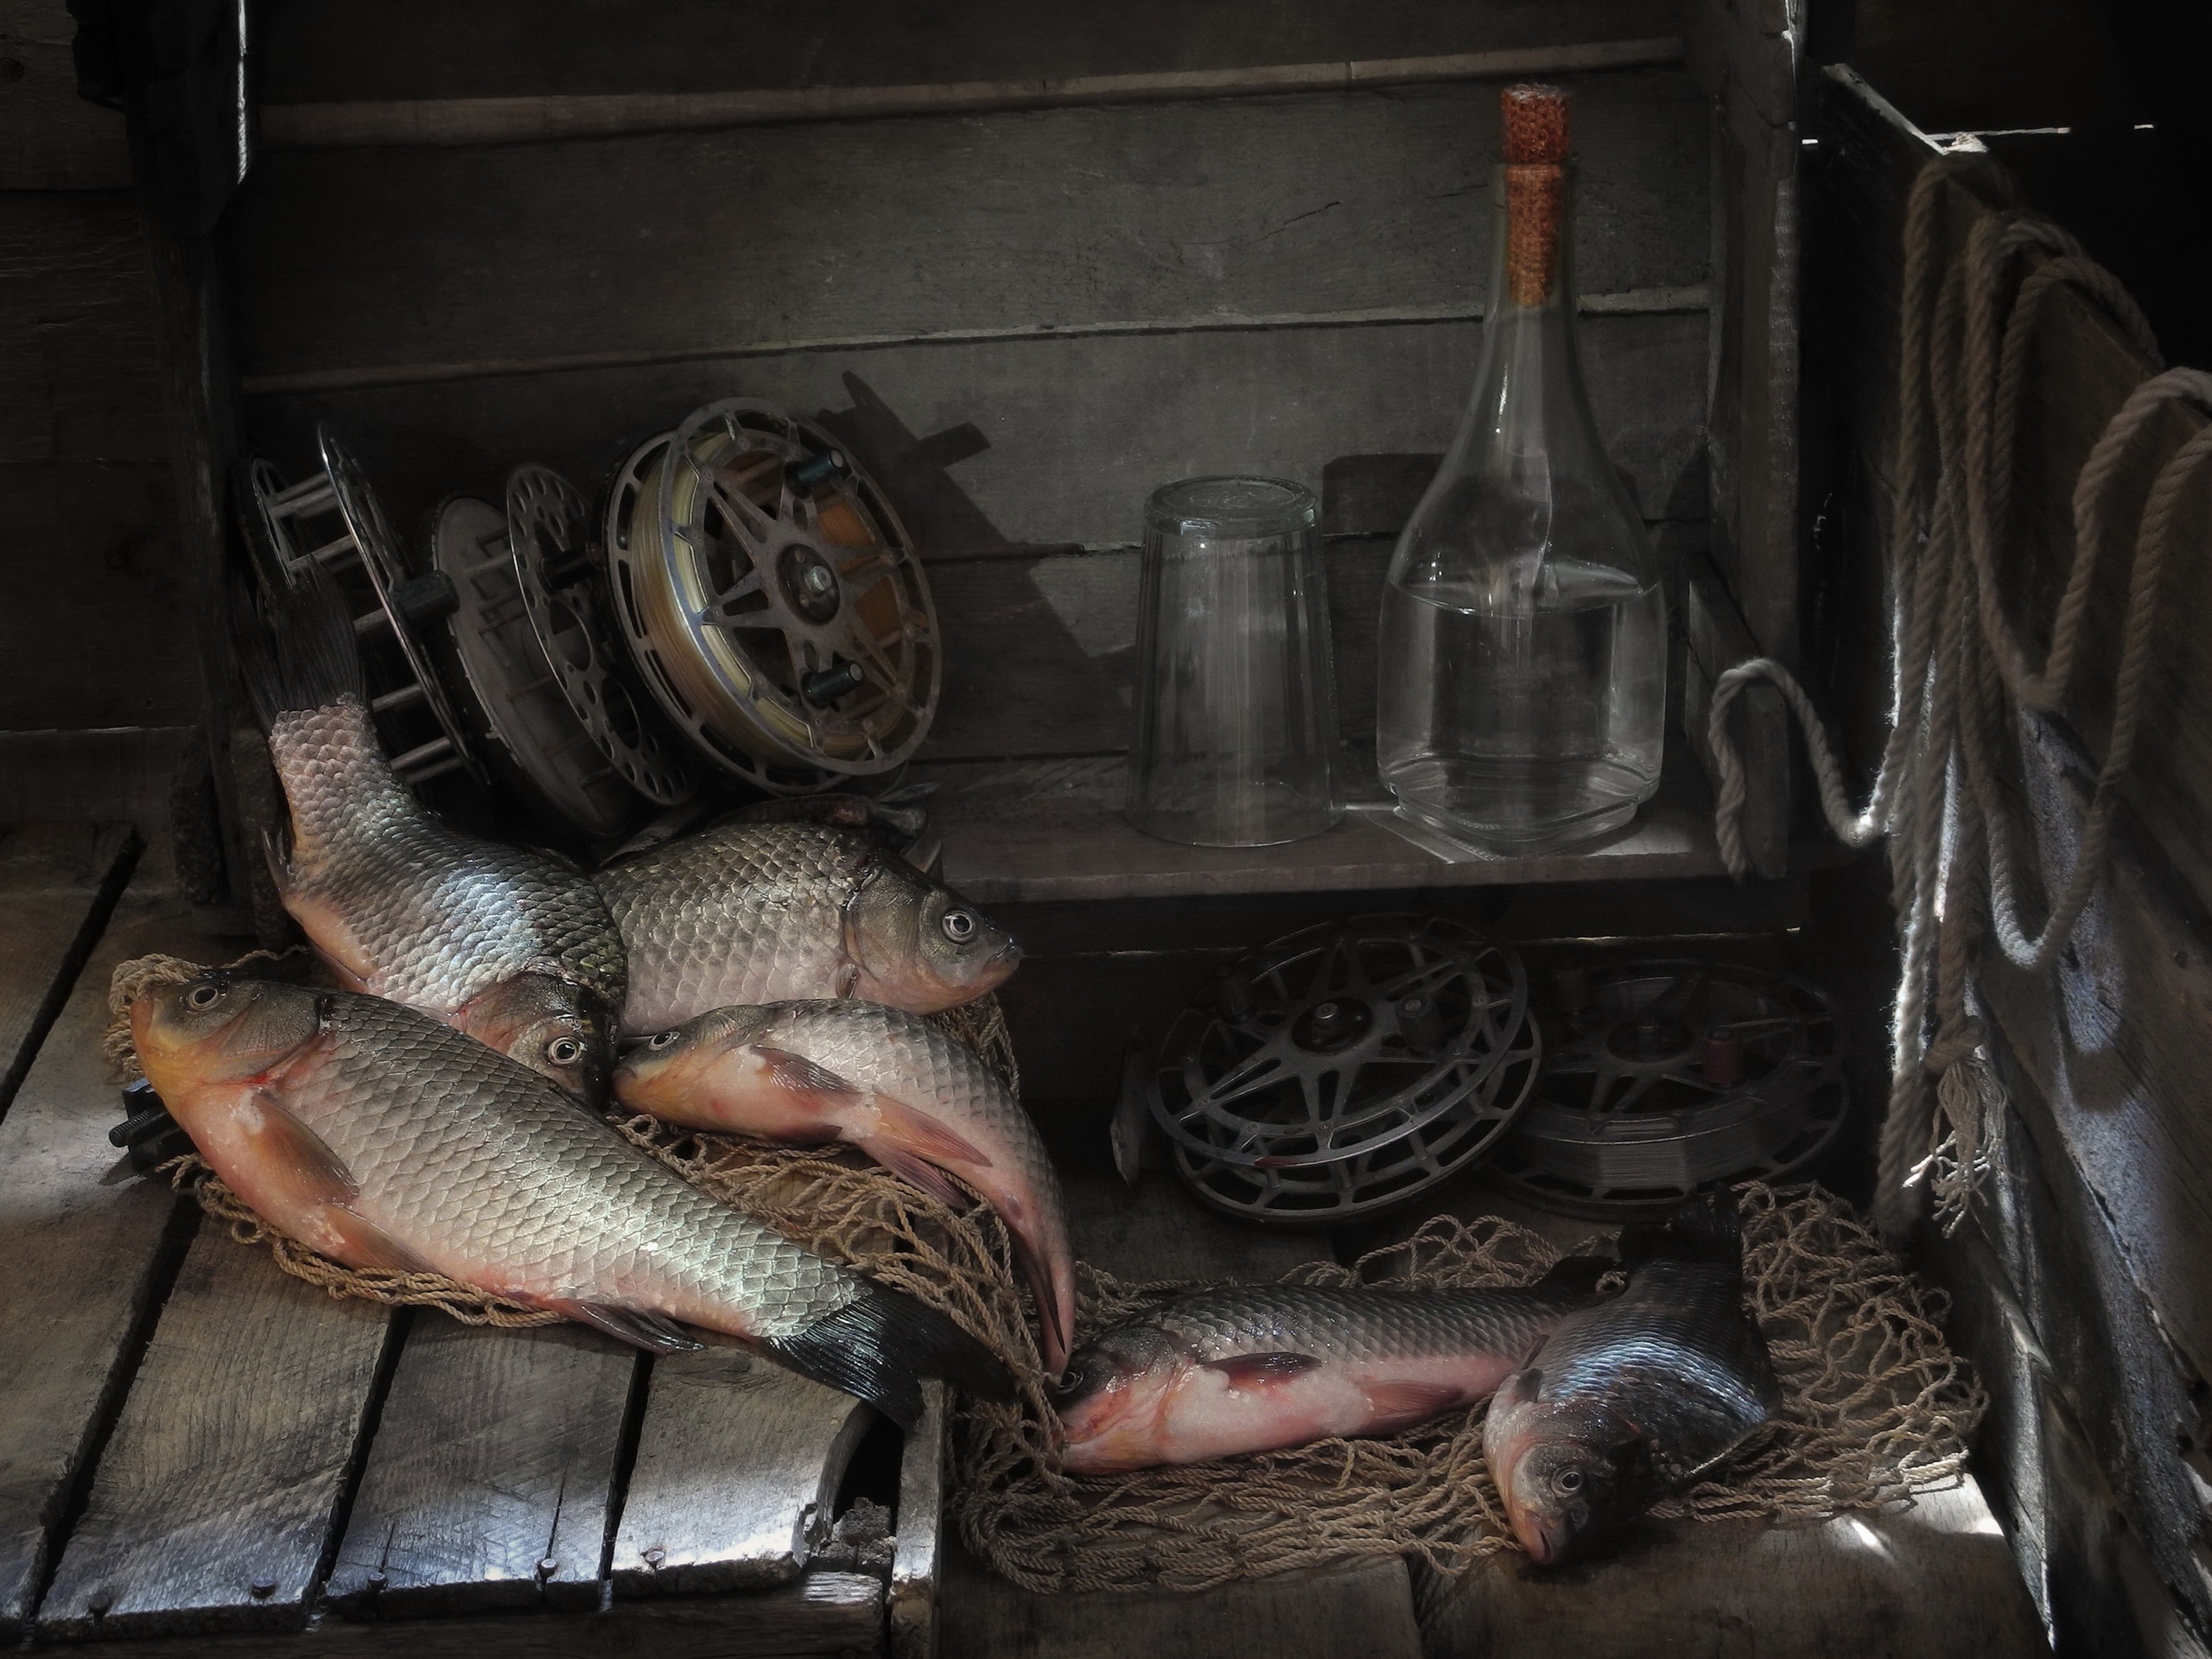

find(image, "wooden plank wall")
[0,0,202,823]
[1807,64,2212,1654]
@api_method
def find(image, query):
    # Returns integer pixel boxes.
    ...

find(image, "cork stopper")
[1501,85,1571,307]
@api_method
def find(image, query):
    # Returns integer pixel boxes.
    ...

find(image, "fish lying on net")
[614,998,1077,1375]
[130,973,1010,1428]
[1052,1260,1615,1474]
[1484,1192,1781,1563]
[237,563,625,1103]
[595,820,1020,1035]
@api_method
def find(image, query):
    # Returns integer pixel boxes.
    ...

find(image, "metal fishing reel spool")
[1490,959,1849,1218]
[505,464,697,810]
[1149,916,1541,1227]
[425,474,652,836]
[237,427,484,791]
[606,400,941,789]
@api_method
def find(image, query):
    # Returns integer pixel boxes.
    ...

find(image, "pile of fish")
[1056,1195,1781,1564]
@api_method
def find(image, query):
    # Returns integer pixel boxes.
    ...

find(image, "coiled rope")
[1707,152,2212,1241]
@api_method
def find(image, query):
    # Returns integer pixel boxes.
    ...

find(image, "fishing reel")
[237,425,483,792]
[1147,916,1541,1227]
[1490,958,1849,1218]
[605,399,942,795]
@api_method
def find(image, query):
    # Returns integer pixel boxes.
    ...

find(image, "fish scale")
[272,701,625,1014]
[1152,1285,1584,1367]
[284,992,860,1338]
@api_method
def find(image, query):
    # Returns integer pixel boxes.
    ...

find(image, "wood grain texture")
[889,1381,946,1659]
[0,823,134,1117]
[245,309,1711,569]
[1414,1478,2044,1658]
[50,1573,887,1658]
[40,1231,396,1640]
[612,1346,874,1597]
[0,0,132,188]
[1065,1170,1336,1281]
[253,0,1682,104]
[0,728,194,839]
[325,1320,640,1616]
[941,1550,1425,1659]
[0,890,241,1641]
[230,73,1708,389]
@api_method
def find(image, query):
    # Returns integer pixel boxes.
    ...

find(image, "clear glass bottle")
[1376,83,1666,852]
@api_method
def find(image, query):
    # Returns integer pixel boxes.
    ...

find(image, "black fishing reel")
[1146,916,1541,1227]
[1490,958,1849,1218]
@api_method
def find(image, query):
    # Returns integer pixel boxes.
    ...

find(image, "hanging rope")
[1708,153,2212,1242]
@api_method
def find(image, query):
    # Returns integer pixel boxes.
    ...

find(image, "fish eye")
[1551,1467,1585,1496]
[185,982,223,1011]
[547,1038,582,1065]
[941,909,976,944]
[647,1030,680,1050]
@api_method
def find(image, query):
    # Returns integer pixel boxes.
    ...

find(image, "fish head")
[131,975,324,1092]
[1485,1375,1658,1567]
[1052,1324,1190,1472]
[451,975,613,1105]
[842,857,1021,1013]
[612,1006,781,1109]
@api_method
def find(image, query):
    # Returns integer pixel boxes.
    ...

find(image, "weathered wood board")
[611,1344,875,1598]
[1414,1478,2044,1659]
[40,1231,395,1640]
[0,0,132,189]
[0,890,242,1641]
[324,1319,641,1616]
[0,823,135,1116]
[890,1382,948,1659]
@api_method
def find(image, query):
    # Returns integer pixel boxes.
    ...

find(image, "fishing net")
[105,951,1982,1593]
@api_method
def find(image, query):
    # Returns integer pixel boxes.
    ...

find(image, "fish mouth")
[1511,1510,1566,1566]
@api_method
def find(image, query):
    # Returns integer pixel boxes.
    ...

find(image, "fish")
[238,564,626,1077]
[1484,1194,1781,1565]
[613,999,1078,1375]
[1054,1261,1615,1475]
[595,820,1019,1035]
[130,973,1011,1429]
[450,972,610,1105]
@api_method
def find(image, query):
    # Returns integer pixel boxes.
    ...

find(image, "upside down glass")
[1126,477,1341,847]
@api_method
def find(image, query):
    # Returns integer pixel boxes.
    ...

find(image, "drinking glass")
[1126,476,1341,847]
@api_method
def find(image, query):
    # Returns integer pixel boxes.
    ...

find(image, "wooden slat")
[232,72,1709,390]
[0,823,135,1113]
[1414,1478,2044,1658]
[324,1320,640,1616]
[54,1572,887,1658]
[0,0,133,188]
[0,729,195,836]
[611,1344,875,1598]
[889,1382,947,1659]
[40,1233,395,1640]
[254,0,1682,105]
[0,890,239,1641]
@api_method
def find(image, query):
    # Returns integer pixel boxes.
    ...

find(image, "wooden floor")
[0,829,2050,1657]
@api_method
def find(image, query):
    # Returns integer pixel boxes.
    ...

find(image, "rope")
[1707,152,2212,1240]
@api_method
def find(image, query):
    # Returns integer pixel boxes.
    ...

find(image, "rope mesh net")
[108,952,1982,1592]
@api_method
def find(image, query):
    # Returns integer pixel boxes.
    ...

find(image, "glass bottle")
[1376,83,1666,852]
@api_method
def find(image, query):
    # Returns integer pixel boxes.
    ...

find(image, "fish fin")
[867,1094,994,1169]
[244,1094,359,1211]
[1493,1366,1543,1410]
[1531,1255,1615,1296]
[766,1286,1014,1430]
[238,556,365,723]
[1619,1191,1742,1271]
[546,1300,707,1355]
[1199,1352,1325,1390]
[868,1141,974,1210]
[1005,1226,1072,1378]
[259,826,294,895]
[752,1046,863,1108]
[1361,1380,1467,1433]
[320,1211,438,1276]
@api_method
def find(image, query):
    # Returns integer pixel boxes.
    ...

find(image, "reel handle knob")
[541,542,597,589]
[389,569,461,630]
[801,660,867,707]
[786,448,851,493]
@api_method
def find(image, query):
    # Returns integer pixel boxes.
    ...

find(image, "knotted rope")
[1707,153,2212,1241]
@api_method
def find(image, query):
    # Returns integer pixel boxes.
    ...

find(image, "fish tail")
[237,557,365,726]
[766,1285,1014,1431]
[1618,1189,1744,1272]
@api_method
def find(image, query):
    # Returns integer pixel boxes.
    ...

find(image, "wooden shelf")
[918,752,1770,906]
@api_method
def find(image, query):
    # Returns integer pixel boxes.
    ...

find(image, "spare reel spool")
[238,426,484,792]
[1149,916,1541,1227]
[606,400,941,791]
[1489,958,1849,1219]
[505,464,698,810]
